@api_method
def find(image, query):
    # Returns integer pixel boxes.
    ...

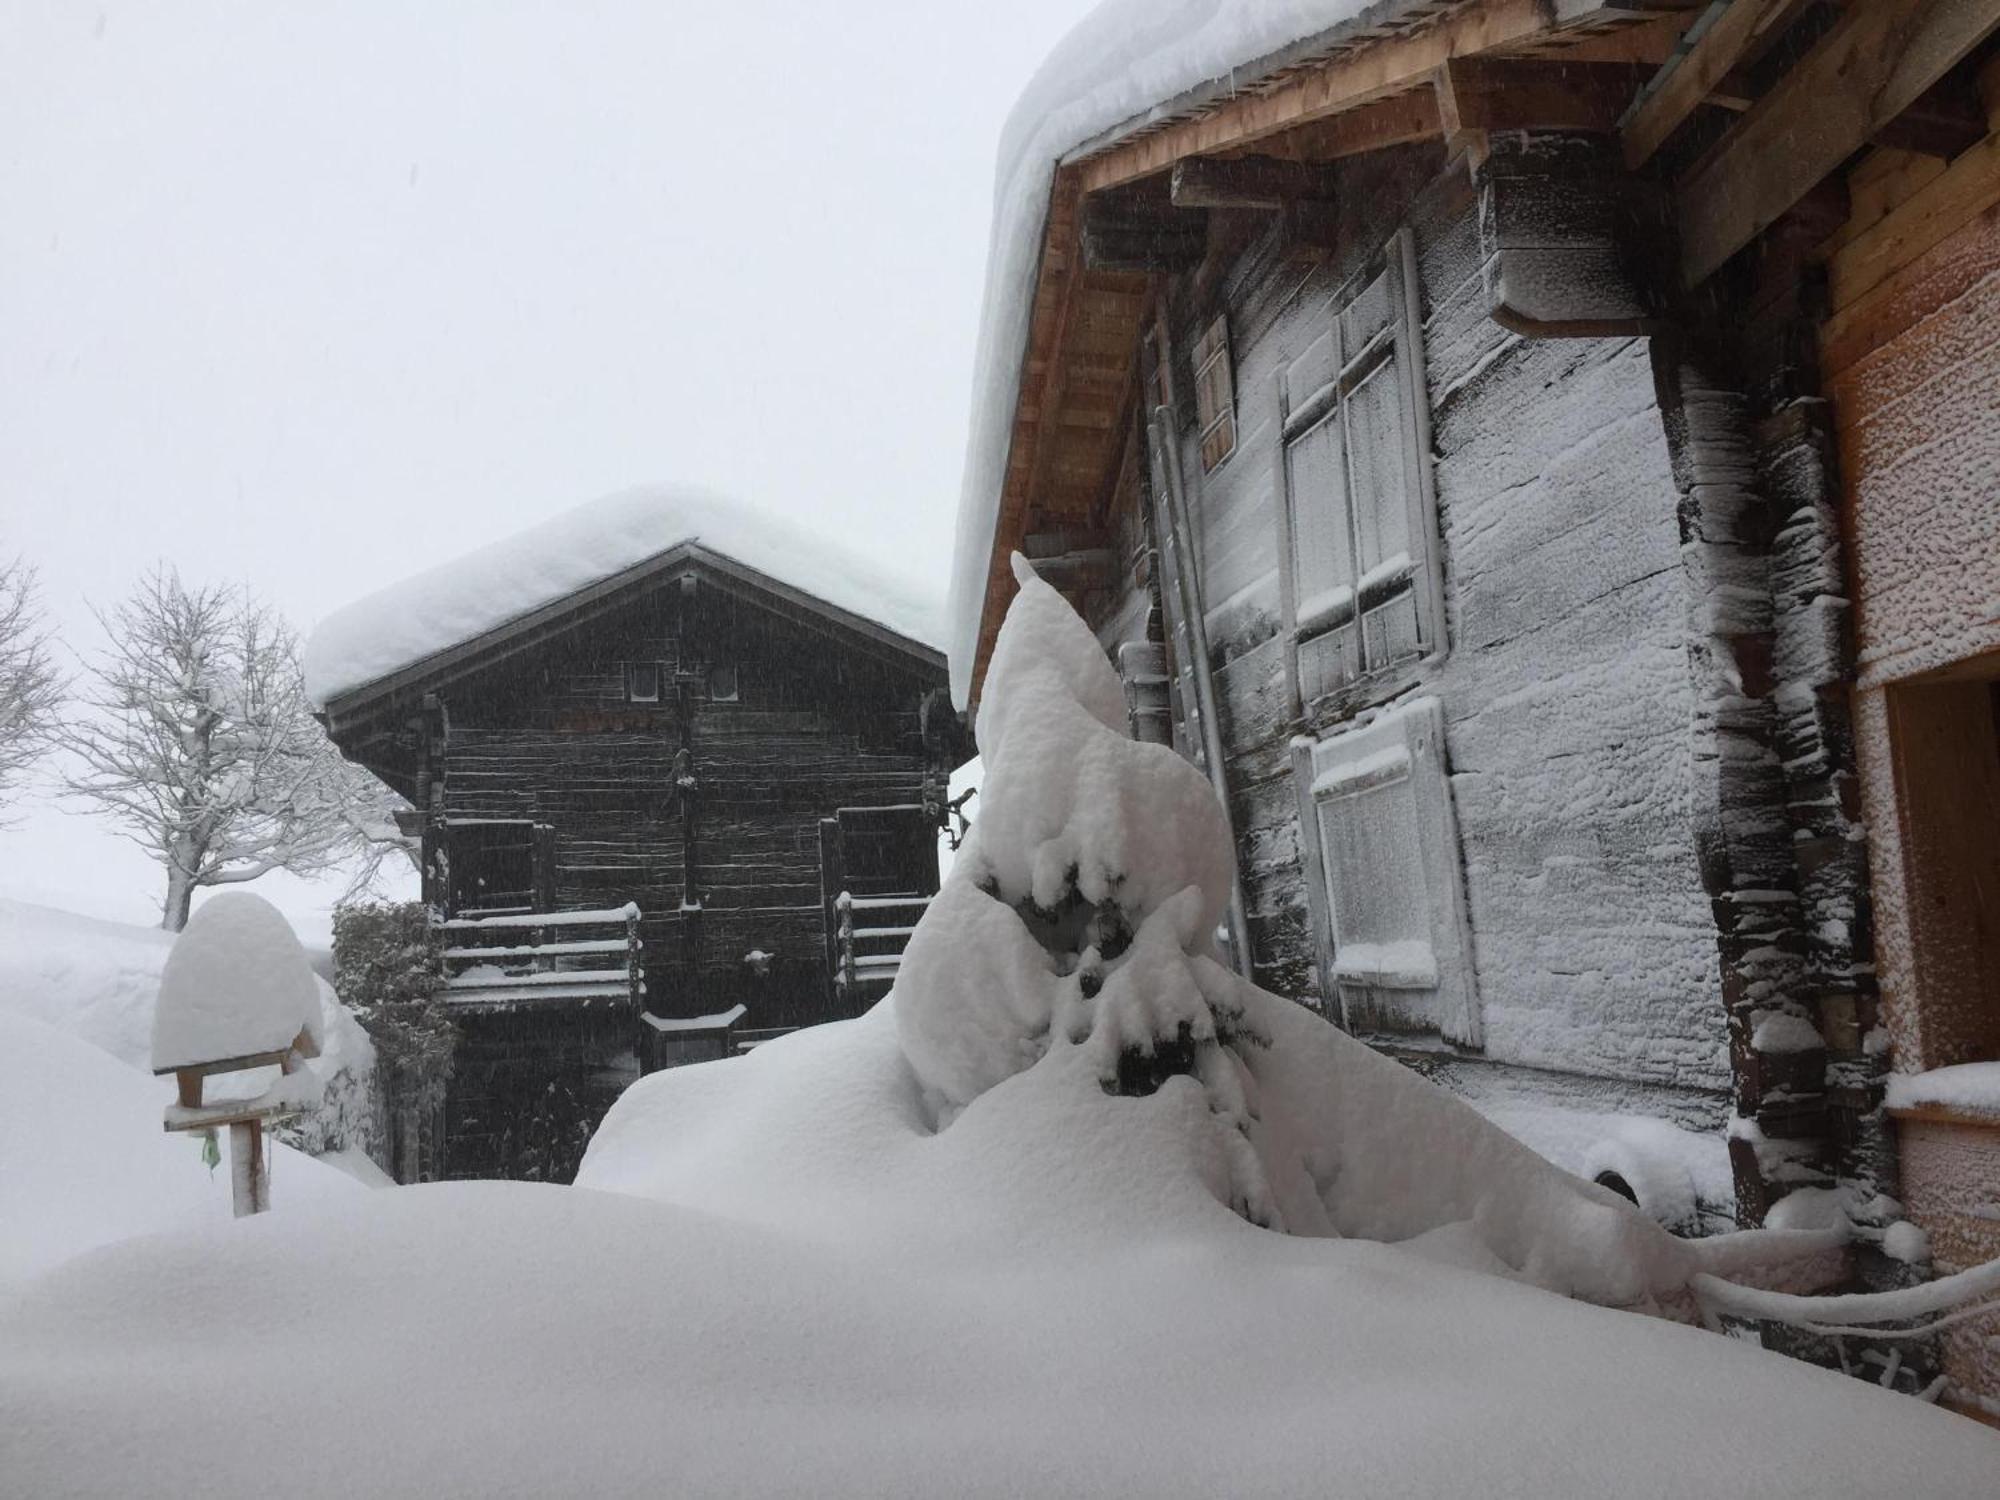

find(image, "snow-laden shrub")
[276,981,382,1163]
[896,557,1716,1304]
[332,901,451,1179]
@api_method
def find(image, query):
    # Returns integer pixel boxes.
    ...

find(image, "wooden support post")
[229,1118,268,1218]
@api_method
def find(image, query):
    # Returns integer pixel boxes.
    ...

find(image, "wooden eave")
[961,0,1699,704]
[321,540,946,749]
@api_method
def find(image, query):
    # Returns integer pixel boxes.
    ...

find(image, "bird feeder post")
[149,892,330,1220]
[159,1028,317,1218]
[229,1119,267,1218]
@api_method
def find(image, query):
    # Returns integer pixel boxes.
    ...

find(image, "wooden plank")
[1437,56,1653,134]
[1676,0,2000,286]
[1622,0,1810,170]
[1828,127,2000,311]
[1169,154,1339,209]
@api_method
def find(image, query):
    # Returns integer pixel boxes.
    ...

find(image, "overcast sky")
[1,1,1090,941]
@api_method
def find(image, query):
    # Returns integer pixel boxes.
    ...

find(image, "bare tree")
[0,556,63,818]
[60,568,353,930]
[330,754,423,902]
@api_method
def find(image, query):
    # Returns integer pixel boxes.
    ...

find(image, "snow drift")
[303,485,945,706]
[0,1009,362,1285]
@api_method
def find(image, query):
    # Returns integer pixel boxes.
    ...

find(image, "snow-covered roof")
[304,486,946,708]
[150,892,324,1072]
[946,0,1420,702]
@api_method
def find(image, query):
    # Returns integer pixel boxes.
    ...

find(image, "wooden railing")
[833,891,931,998]
[435,903,644,1013]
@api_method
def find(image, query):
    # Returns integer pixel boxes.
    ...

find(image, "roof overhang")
[958,0,1701,706]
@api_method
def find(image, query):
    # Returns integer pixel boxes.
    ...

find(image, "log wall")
[1094,154,1733,1153]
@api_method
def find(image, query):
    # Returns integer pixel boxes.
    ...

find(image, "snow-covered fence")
[436,904,644,1012]
[833,891,930,998]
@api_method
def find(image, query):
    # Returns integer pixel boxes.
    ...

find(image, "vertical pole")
[229,1118,268,1217]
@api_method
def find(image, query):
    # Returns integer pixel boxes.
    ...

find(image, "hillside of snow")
[3,998,1994,1495]
[0,1009,363,1285]
[0,895,382,1282]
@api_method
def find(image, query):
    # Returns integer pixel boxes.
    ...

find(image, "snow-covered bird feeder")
[150,892,324,1218]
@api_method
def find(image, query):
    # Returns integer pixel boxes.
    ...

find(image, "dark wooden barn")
[311,497,961,1182]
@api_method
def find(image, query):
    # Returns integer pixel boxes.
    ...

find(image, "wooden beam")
[1080,219,1207,273]
[1169,154,1338,210]
[1677,0,2000,286]
[1436,56,1654,134]
[1071,0,1597,195]
[1622,0,1813,170]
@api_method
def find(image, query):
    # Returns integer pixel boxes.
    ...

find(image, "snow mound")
[895,557,1744,1306]
[948,0,1405,700]
[151,892,323,1071]
[304,484,945,705]
[0,1009,361,1285]
[0,897,176,1066]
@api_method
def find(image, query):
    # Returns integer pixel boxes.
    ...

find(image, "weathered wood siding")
[435,582,936,1032]
[1097,165,1729,1108]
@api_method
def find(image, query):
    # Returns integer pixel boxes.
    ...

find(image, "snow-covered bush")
[332,901,451,1180]
[897,557,1715,1304]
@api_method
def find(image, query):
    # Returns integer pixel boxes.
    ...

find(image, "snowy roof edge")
[316,537,945,716]
[305,486,947,711]
[945,0,1433,706]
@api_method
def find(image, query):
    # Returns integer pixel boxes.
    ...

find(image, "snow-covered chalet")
[307,488,962,1181]
[948,0,2000,1416]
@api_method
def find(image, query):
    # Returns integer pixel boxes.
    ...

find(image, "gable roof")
[305,486,945,714]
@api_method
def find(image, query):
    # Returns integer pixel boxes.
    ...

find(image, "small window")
[708,663,739,703]
[1293,697,1479,1045]
[1192,315,1237,472]
[626,661,661,703]
[1278,229,1442,709]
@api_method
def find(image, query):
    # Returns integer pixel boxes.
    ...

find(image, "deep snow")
[0,1009,362,1285]
[3,1001,1995,1497]
[304,485,945,706]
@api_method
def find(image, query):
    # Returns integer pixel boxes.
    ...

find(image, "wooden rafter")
[1071,0,1633,196]
[1676,0,2000,286]
[1621,0,1815,170]
[1435,55,1654,134]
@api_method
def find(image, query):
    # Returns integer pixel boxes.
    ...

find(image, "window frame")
[1272,228,1446,721]
[1290,696,1480,1046]
[708,663,740,703]
[625,660,662,704]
